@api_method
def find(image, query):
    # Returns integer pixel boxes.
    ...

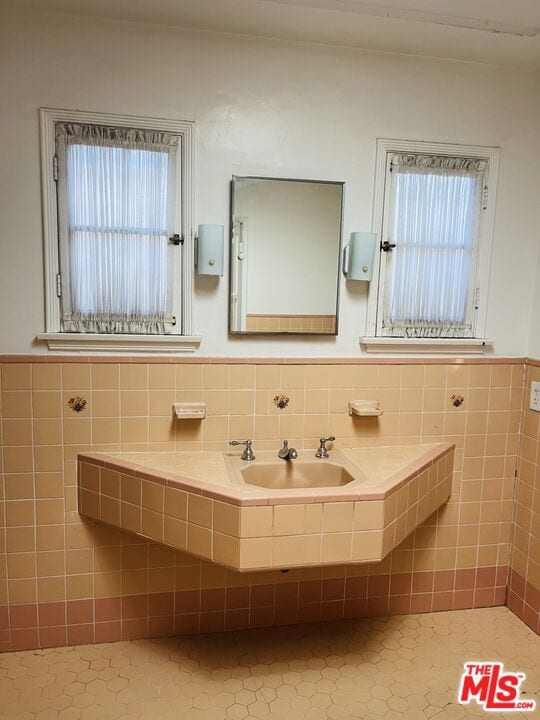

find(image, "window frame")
[38,108,201,353]
[362,138,499,353]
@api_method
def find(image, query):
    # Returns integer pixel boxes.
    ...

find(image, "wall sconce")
[196,224,224,276]
[343,231,377,281]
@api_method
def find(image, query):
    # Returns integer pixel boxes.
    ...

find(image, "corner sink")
[241,461,355,489]
[78,442,454,571]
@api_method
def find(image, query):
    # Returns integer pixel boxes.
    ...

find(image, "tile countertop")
[78,442,454,506]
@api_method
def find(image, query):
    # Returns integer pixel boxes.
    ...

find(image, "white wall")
[235,180,341,316]
[1,7,539,357]
[529,253,540,359]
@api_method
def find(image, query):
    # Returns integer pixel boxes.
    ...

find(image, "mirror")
[229,176,344,335]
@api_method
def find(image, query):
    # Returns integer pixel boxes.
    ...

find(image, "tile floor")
[0,607,538,720]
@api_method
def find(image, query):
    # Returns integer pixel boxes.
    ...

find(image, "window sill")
[360,337,494,354]
[37,333,202,354]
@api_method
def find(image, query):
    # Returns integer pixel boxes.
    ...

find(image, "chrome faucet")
[278,440,298,461]
[315,436,335,459]
[229,439,255,461]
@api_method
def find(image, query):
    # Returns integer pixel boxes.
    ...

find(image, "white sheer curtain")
[56,123,178,334]
[384,154,486,338]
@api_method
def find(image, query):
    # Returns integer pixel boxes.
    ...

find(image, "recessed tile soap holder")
[349,400,383,417]
[173,402,206,420]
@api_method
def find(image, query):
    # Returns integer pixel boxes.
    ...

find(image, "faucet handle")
[315,436,335,459]
[229,439,255,461]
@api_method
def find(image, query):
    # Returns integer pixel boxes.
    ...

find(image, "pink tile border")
[0,564,513,652]
[507,570,540,635]
[39,602,66,627]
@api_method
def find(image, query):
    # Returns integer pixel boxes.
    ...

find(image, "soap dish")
[173,402,206,420]
[348,400,383,417]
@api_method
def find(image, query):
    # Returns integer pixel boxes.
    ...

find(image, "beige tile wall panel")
[508,362,540,633]
[245,314,337,334]
[0,358,526,649]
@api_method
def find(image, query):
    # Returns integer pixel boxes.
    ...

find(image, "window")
[38,109,199,352]
[363,140,499,353]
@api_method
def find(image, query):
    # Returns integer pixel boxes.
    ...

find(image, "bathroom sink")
[79,442,454,570]
[241,461,355,489]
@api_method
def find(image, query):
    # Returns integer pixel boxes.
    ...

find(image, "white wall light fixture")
[196,224,224,276]
[343,231,377,281]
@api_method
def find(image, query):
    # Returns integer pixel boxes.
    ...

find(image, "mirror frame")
[228,175,345,337]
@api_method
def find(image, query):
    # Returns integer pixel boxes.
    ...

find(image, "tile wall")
[0,357,525,650]
[508,360,540,633]
[245,315,336,333]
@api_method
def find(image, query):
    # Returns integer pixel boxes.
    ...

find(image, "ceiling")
[8,0,540,70]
